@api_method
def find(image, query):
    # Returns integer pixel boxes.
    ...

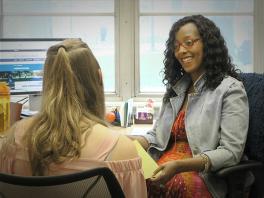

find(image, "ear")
[98,68,103,85]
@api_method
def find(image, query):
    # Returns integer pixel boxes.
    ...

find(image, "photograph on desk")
[134,99,154,124]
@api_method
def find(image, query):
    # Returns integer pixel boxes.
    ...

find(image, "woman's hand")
[127,135,149,150]
[150,160,182,184]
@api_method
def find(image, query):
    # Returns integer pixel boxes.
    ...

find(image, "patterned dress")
[147,110,212,198]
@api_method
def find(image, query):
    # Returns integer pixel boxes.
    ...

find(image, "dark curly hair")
[163,15,240,103]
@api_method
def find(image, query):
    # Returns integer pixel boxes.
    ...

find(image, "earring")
[180,67,184,76]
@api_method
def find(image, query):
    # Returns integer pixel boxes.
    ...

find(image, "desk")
[109,123,153,135]
[17,109,153,136]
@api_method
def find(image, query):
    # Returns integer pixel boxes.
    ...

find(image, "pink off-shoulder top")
[0,118,147,198]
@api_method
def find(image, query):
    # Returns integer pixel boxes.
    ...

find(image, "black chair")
[216,73,264,198]
[0,167,125,198]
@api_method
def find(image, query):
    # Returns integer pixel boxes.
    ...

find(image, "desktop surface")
[109,123,152,135]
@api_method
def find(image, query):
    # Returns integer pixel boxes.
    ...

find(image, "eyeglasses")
[174,38,200,51]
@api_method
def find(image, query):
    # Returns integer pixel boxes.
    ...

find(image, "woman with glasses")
[131,15,249,197]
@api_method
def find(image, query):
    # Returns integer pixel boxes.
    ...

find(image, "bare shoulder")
[110,134,139,161]
[89,124,139,160]
[18,116,36,126]
[6,116,35,134]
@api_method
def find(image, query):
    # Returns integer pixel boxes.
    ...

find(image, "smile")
[181,56,193,63]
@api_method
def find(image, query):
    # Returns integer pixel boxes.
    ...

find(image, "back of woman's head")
[43,38,105,119]
[163,15,239,102]
[26,39,106,175]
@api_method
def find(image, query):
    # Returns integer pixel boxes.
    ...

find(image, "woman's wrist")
[127,135,149,150]
[199,153,211,173]
[175,155,211,173]
[137,136,149,150]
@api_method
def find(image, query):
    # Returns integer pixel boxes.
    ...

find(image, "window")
[138,0,254,95]
[1,0,263,102]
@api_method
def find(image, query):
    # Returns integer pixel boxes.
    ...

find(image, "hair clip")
[58,45,67,51]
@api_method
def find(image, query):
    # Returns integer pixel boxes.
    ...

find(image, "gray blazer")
[144,74,249,198]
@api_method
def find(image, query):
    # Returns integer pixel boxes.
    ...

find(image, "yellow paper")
[133,140,158,179]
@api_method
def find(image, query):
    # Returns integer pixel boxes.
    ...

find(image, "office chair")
[216,73,264,198]
[0,167,125,198]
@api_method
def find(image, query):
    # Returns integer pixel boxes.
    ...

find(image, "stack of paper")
[119,98,133,127]
[133,140,158,179]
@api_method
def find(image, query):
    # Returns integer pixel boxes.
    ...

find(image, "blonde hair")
[25,39,106,175]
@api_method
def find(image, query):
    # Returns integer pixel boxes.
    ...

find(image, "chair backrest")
[240,73,264,163]
[0,167,125,198]
[10,102,23,126]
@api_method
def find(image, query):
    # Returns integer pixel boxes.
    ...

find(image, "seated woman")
[0,39,147,198]
[131,15,249,198]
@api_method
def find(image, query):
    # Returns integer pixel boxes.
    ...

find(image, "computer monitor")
[0,38,65,95]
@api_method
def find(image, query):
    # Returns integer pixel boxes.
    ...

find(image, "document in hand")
[133,140,158,179]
